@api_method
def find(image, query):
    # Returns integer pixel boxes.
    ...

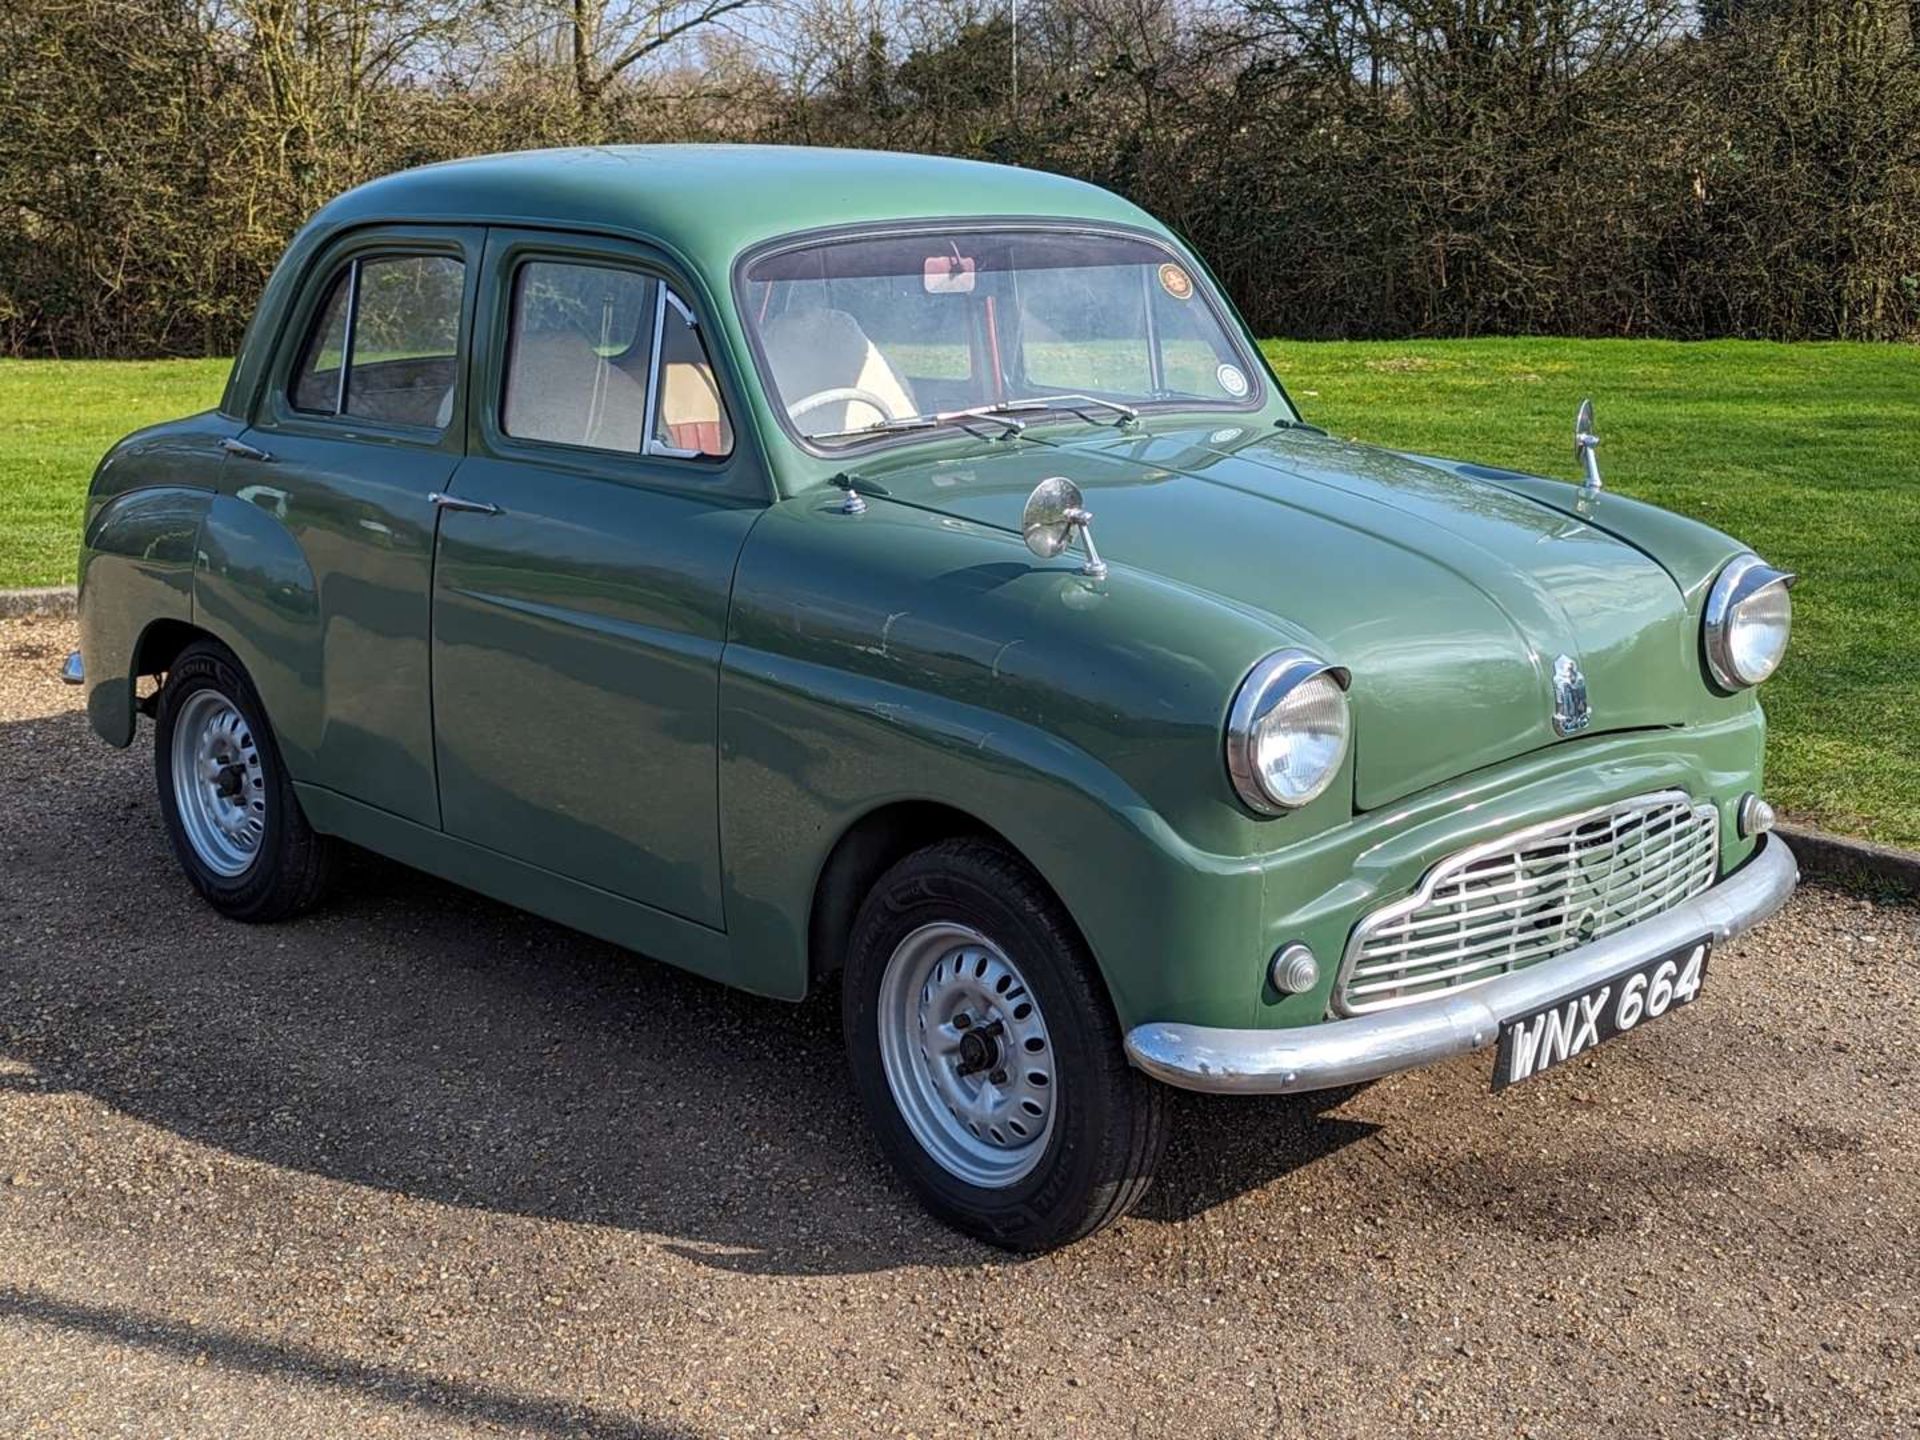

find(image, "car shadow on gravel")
[1137,1088,1379,1225]
[1,710,1376,1276]
[0,1284,695,1440]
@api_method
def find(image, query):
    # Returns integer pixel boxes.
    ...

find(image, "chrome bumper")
[1125,834,1798,1095]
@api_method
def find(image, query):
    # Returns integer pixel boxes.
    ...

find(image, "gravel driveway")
[2,613,1915,1438]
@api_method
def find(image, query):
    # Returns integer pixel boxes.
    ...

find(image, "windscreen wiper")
[809,406,1027,444]
[807,413,943,443]
[979,394,1139,428]
[808,393,1135,446]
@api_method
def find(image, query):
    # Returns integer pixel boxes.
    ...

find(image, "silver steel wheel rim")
[875,922,1057,1189]
[170,689,267,878]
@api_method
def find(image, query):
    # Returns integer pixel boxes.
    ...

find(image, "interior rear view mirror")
[923,256,976,294]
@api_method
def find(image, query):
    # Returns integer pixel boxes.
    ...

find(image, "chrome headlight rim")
[1225,649,1351,815]
[1703,553,1796,691]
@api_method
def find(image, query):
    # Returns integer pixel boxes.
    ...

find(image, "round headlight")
[1704,555,1795,690]
[1226,650,1351,813]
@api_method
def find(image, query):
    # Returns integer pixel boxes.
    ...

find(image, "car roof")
[310,145,1160,265]
[222,146,1206,479]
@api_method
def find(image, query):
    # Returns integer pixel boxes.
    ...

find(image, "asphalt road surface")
[2,613,1915,1438]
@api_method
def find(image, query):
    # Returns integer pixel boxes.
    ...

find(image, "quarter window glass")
[504,261,656,452]
[653,290,733,458]
[287,252,465,430]
[290,271,351,414]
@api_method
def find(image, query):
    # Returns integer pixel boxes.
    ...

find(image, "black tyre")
[153,638,336,922]
[842,837,1169,1250]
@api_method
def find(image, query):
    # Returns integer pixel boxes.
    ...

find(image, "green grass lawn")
[4,340,1917,845]
[0,358,232,592]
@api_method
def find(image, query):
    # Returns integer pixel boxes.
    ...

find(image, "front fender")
[717,648,1268,1026]
[715,492,1346,1024]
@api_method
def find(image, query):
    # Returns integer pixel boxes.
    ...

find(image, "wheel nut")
[989,1070,1007,1085]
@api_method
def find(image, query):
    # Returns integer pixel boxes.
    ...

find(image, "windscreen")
[740,228,1262,445]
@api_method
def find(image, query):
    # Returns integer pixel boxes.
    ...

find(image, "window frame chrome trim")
[641,282,706,461]
[493,254,726,466]
[261,228,476,452]
[334,258,360,416]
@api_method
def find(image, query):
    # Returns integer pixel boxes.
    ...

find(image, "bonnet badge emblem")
[1552,654,1592,736]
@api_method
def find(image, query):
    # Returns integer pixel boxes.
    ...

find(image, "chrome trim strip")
[336,258,360,416]
[662,287,697,326]
[1123,834,1796,1095]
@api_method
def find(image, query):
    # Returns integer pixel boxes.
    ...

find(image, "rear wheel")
[154,639,336,921]
[843,838,1169,1250]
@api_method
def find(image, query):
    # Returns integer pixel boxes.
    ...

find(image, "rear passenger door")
[220,225,482,828]
[428,229,766,931]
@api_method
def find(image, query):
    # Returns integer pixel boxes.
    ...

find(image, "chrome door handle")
[429,492,500,516]
[220,437,274,462]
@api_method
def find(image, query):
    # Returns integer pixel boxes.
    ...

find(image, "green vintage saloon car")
[71,146,1799,1249]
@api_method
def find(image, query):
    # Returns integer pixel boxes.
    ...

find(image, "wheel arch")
[76,483,212,748]
[807,800,1079,990]
[133,617,212,679]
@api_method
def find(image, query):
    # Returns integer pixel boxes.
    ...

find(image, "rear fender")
[78,487,211,747]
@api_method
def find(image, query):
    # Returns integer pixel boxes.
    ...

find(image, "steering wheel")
[789,386,898,428]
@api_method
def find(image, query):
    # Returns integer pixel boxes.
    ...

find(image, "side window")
[653,289,733,459]
[347,257,463,424]
[503,260,656,452]
[500,260,732,463]
[289,253,465,430]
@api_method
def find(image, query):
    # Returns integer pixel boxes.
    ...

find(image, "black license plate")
[1492,937,1712,1091]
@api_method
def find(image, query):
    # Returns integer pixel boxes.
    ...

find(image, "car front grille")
[1335,791,1722,1016]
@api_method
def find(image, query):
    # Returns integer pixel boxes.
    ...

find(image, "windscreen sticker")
[1216,363,1250,398]
[1157,263,1194,300]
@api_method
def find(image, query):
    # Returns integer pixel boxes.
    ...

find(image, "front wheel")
[154,639,336,922]
[842,838,1169,1250]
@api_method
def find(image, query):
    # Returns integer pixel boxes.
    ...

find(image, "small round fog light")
[1269,942,1320,996]
[1737,792,1776,839]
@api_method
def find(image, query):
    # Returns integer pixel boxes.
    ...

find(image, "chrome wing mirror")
[1022,476,1108,580]
[1574,398,1602,498]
